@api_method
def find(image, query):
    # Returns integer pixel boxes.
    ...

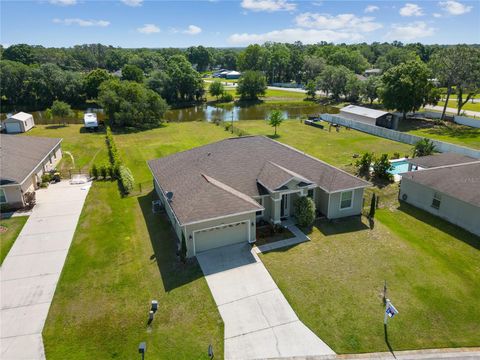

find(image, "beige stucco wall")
[1,185,24,208]
[400,178,480,237]
[328,188,365,219]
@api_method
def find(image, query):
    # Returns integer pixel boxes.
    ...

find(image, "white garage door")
[6,122,21,133]
[194,221,249,253]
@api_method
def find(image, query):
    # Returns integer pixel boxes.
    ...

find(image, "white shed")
[3,112,35,133]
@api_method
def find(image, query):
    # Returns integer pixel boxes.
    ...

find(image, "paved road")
[0,181,91,359]
[197,243,334,360]
[424,105,480,118]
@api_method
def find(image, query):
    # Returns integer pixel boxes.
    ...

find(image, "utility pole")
[231,112,234,134]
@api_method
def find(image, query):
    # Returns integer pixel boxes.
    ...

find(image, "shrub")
[372,154,393,180]
[41,173,52,183]
[392,152,400,159]
[369,193,376,219]
[220,92,234,102]
[294,196,316,227]
[91,164,98,179]
[356,152,374,176]
[118,165,134,194]
[108,165,116,179]
[413,138,436,157]
[100,164,108,179]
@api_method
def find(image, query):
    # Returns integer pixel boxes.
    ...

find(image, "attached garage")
[193,220,250,254]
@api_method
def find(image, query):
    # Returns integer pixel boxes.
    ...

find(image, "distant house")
[2,112,35,133]
[399,157,480,237]
[407,153,477,171]
[0,134,62,209]
[148,136,370,257]
[226,71,241,79]
[364,68,382,77]
[339,105,397,129]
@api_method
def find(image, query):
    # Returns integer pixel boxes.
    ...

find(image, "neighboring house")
[148,136,370,257]
[0,134,62,209]
[399,161,480,237]
[226,71,241,79]
[364,68,382,77]
[407,153,477,171]
[2,112,35,133]
[339,105,397,129]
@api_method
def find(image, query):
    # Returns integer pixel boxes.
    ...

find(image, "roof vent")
[165,191,174,202]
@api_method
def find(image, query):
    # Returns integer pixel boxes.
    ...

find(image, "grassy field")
[437,100,480,112]
[0,216,28,264]
[260,206,480,353]
[40,123,232,360]
[234,120,412,172]
[205,86,311,105]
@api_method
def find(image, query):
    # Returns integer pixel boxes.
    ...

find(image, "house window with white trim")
[0,189,7,204]
[431,192,441,209]
[340,190,353,209]
[256,197,264,216]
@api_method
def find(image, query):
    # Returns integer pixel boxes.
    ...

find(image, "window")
[256,197,264,216]
[431,192,441,209]
[307,189,314,198]
[0,189,7,204]
[340,190,353,209]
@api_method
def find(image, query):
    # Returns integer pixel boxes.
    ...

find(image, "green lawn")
[260,206,480,353]
[26,125,108,173]
[234,120,412,172]
[0,216,28,264]
[437,100,480,112]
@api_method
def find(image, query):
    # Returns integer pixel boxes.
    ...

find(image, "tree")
[413,138,436,157]
[317,65,352,100]
[345,73,364,102]
[209,80,225,101]
[380,60,434,120]
[265,43,291,83]
[84,68,112,99]
[372,154,393,181]
[236,70,267,100]
[369,193,376,219]
[186,46,212,72]
[3,44,35,65]
[305,80,317,99]
[294,196,316,227]
[165,55,205,102]
[327,48,370,74]
[121,64,144,83]
[375,48,418,71]
[362,76,380,104]
[268,109,284,136]
[302,55,326,83]
[98,79,168,129]
[237,44,270,72]
[180,233,187,264]
[91,164,99,179]
[50,100,73,120]
[356,152,374,176]
[431,46,480,117]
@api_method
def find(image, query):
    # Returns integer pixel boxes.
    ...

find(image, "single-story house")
[339,105,397,129]
[148,136,370,257]
[2,112,35,133]
[407,153,477,171]
[399,161,480,237]
[0,134,62,209]
[226,71,241,79]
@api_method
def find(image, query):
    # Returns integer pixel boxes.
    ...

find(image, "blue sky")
[1,0,479,47]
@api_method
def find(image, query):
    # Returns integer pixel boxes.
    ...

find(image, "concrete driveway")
[197,243,334,360]
[1,181,91,360]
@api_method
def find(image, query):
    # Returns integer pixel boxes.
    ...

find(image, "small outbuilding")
[339,105,397,129]
[3,112,35,133]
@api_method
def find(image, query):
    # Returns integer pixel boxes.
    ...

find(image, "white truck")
[83,112,98,131]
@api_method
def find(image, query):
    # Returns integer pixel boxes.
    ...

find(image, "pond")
[1,103,339,125]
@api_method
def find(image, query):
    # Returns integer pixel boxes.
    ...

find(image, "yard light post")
[208,344,214,359]
[138,342,146,360]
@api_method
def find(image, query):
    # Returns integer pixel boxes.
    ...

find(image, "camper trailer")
[83,112,98,131]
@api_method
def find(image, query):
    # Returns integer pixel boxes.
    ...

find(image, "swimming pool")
[388,159,410,175]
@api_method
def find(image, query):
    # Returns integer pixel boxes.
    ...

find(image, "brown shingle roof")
[408,153,477,169]
[1,134,62,185]
[257,161,312,191]
[148,136,370,225]
[402,162,480,207]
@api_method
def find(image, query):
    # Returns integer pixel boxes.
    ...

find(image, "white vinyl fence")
[319,114,480,159]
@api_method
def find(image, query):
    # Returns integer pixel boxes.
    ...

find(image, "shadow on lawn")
[314,216,369,236]
[398,202,480,251]
[137,191,204,292]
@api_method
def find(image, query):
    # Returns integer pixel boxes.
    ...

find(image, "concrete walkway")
[0,181,91,359]
[197,243,334,360]
[254,221,310,254]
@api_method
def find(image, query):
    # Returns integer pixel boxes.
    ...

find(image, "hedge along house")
[339,105,397,130]
[2,112,35,134]
[0,134,62,209]
[399,161,480,237]
[148,136,370,257]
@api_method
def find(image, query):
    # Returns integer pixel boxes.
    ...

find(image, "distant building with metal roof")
[339,105,397,129]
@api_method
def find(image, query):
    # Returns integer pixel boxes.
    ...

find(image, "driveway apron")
[1,181,91,360]
[197,243,335,360]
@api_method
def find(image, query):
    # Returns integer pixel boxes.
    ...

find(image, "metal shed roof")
[7,112,33,123]
[340,105,390,120]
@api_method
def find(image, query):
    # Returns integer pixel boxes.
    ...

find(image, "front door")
[280,194,289,218]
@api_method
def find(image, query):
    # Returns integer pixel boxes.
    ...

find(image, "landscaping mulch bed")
[255,224,295,246]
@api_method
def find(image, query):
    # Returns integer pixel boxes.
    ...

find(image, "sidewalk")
[253,220,310,254]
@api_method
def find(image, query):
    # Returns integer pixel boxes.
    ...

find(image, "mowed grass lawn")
[260,206,480,353]
[0,216,28,264]
[437,100,480,112]
[405,123,480,150]
[40,123,232,359]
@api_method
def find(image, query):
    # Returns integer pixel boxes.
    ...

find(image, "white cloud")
[53,18,110,27]
[399,3,424,16]
[312,1,323,6]
[121,0,143,6]
[439,0,472,15]
[49,0,77,5]
[364,5,379,13]
[385,21,435,41]
[183,25,202,35]
[228,28,363,45]
[433,12,443,17]
[295,12,382,32]
[241,0,296,12]
[137,24,160,34]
